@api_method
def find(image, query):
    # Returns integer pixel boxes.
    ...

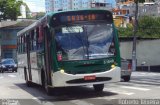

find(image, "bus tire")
[93,84,104,92]
[123,76,130,82]
[41,70,52,96]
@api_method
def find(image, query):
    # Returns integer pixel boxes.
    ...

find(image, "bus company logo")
[104,59,114,64]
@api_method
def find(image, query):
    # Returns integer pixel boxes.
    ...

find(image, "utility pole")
[132,0,139,71]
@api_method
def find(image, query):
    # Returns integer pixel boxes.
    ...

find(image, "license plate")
[84,75,96,80]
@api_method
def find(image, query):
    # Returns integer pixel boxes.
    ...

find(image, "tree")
[117,16,160,38]
[0,0,23,21]
[118,24,133,37]
[138,16,160,38]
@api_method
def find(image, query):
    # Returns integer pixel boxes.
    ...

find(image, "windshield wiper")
[83,26,90,59]
[66,26,86,58]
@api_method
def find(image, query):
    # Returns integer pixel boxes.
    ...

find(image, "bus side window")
[36,27,39,50]
[24,34,27,53]
[20,36,23,53]
[22,35,24,53]
[38,26,43,50]
[17,37,20,53]
[33,29,37,51]
[30,30,34,51]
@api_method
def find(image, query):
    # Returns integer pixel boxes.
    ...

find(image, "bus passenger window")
[22,36,24,53]
[37,26,43,50]
[24,34,27,52]
[30,30,34,51]
[20,36,23,53]
[33,29,37,51]
[17,37,20,53]
[36,27,39,50]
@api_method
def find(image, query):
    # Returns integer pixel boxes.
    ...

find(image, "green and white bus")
[17,9,121,95]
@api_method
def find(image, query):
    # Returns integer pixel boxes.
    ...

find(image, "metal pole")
[132,1,138,71]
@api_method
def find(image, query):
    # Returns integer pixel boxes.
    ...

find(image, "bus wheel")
[93,84,104,92]
[123,76,130,82]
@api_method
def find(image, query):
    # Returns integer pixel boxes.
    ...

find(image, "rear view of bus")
[50,9,121,91]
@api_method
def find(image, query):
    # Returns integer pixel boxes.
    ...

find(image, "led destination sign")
[61,14,106,23]
[51,10,113,27]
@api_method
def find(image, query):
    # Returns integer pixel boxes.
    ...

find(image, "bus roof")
[17,9,112,36]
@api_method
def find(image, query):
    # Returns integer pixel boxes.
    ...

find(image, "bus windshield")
[55,23,115,61]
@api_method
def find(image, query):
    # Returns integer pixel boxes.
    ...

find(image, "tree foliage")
[138,16,160,38]
[117,24,133,37]
[117,0,156,38]
[117,16,160,38]
[0,0,23,21]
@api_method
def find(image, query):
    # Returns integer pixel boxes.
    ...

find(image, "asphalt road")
[0,71,160,105]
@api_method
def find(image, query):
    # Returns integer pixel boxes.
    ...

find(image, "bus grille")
[65,69,106,74]
[66,77,112,84]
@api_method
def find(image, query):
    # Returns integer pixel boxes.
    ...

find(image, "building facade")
[18,5,27,19]
[0,28,19,60]
[45,0,113,12]
[116,0,160,17]
[0,20,35,61]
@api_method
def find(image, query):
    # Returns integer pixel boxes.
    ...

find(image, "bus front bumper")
[51,67,121,87]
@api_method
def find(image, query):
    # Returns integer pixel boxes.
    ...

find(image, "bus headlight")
[111,64,115,69]
[60,69,65,73]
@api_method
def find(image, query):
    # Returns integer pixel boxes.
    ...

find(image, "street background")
[0,70,160,105]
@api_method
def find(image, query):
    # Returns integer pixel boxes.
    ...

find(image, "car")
[121,58,132,82]
[0,58,17,73]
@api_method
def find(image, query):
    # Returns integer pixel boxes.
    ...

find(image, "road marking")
[40,101,55,105]
[108,90,134,95]
[132,72,159,77]
[95,97,117,100]
[120,86,150,91]
[104,88,134,95]
[32,97,45,100]
[8,74,17,78]
[70,100,94,105]
[32,97,55,105]
[131,80,160,85]
[32,97,38,100]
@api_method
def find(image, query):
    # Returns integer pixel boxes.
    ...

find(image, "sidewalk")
[136,66,160,72]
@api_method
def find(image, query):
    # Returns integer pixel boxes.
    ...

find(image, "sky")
[23,0,45,12]
[23,0,116,12]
